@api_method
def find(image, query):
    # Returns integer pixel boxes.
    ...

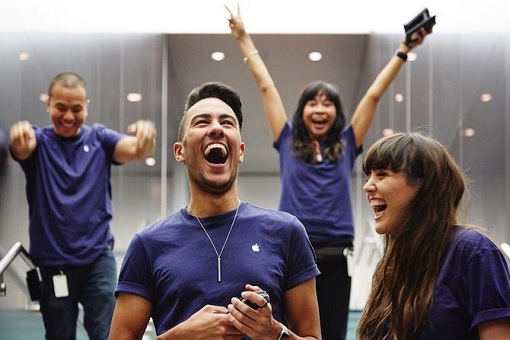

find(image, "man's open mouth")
[204,143,228,164]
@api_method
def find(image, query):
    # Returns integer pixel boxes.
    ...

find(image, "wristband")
[243,50,259,63]
[276,323,290,340]
[396,51,408,62]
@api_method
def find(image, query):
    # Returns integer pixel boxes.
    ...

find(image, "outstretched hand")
[225,3,246,40]
[9,120,36,160]
[127,119,156,157]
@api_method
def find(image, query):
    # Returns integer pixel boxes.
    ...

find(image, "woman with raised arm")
[227,5,430,339]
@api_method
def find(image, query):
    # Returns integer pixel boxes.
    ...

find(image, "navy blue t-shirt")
[421,227,510,338]
[15,124,122,266]
[379,227,510,339]
[115,202,320,336]
[274,123,362,245]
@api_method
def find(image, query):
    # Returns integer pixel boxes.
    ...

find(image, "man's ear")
[239,142,245,163]
[173,142,185,163]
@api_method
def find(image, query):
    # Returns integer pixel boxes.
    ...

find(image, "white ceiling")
[2,0,509,34]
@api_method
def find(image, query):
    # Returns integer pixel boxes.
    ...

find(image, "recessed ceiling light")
[480,93,492,103]
[382,128,394,136]
[127,93,142,102]
[211,51,225,61]
[39,93,49,103]
[394,93,404,102]
[308,52,322,62]
[19,52,30,61]
[145,157,156,166]
[464,128,475,137]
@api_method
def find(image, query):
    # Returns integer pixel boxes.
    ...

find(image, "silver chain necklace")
[191,204,240,282]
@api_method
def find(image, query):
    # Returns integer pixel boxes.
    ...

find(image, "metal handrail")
[0,242,35,297]
[0,242,35,273]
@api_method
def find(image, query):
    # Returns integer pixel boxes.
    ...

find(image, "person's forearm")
[236,32,258,60]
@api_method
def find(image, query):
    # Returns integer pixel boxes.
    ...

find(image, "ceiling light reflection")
[480,93,492,102]
[308,52,322,62]
[19,52,30,61]
[127,93,142,102]
[382,128,394,136]
[211,51,225,61]
[145,157,156,166]
[464,128,475,137]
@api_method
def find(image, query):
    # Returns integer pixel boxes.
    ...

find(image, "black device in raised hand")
[241,290,270,309]
[404,8,436,43]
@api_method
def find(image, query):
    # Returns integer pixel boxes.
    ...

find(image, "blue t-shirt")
[14,124,122,266]
[380,227,510,339]
[419,227,510,339]
[274,123,362,245]
[115,202,320,336]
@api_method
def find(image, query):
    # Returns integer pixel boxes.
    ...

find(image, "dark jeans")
[39,249,117,340]
[315,247,352,340]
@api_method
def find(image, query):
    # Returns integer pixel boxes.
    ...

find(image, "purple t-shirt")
[418,227,510,339]
[14,124,122,266]
[274,123,362,245]
[115,202,320,336]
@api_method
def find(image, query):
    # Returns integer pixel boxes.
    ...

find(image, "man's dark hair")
[48,72,87,99]
[179,82,243,141]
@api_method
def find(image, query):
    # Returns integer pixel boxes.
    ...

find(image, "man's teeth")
[204,143,228,164]
[204,143,226,156]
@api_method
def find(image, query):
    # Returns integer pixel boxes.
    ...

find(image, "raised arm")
[113,119,156,164]
[226,4,287,142]
[351,27,430,148]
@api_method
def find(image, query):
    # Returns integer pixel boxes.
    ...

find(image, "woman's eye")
[376,171,388,178]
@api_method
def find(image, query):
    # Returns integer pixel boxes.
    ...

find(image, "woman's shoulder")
[451,226,500,254]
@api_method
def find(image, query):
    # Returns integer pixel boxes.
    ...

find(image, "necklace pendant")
[191,204,240,283]
[313,140,323,163]
[217,257,221,282]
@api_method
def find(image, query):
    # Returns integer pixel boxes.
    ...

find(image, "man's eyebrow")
[190,113,237,122]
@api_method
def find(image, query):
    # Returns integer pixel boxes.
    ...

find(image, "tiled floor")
[347,310,361,340]
[0,309,88,340]
[0,308,361,339]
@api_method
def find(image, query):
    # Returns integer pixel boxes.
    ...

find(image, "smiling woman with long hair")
[358,132,510,340]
